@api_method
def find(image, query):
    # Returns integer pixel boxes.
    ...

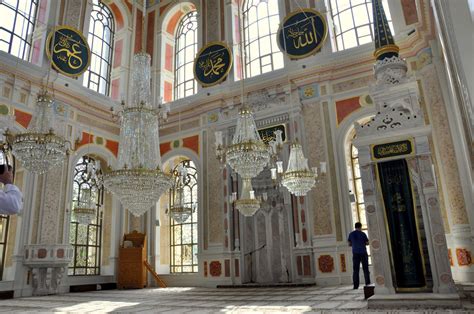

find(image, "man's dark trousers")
[352,252,370,289]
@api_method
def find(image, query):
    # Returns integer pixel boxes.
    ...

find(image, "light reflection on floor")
[0,285,472,313]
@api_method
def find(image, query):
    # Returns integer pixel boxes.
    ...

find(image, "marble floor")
[0,285,472,313]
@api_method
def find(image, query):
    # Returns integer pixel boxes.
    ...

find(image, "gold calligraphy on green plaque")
[372,139,414,160]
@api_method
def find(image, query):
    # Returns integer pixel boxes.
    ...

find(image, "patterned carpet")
[0,285,472,313]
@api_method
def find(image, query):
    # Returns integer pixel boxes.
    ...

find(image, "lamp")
[73,156,102,225]
[5,91,69,174]
[169,163,195,223]
[102,52,172,217]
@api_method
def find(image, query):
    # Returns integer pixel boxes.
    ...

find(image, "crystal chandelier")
[281,142,318,196]
[223,107,271,180]
[73,157,102,225]
[233,178,260,216]
[103,52,172,217]
[169,164,194,224]
[215,107,270,216]
[5,91,68,174]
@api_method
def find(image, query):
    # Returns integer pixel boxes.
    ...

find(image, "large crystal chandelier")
[103,52,172,217]
[225,107,271,179]
[5,91,68,174]
[169,164,194,223]
[281,142,317,196]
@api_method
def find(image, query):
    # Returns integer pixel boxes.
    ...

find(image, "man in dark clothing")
[348,222,370,289]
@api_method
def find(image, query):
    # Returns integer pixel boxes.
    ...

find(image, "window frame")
[173,10,198,101]
[329,0,393,51]
[0,0,39,61]
[169,159,198,274]
[349,143,371,263]
[242,0,283,78]
[69,156,104,276]
[83,0,115,96]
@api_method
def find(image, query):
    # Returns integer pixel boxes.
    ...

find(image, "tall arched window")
[83,0,115,95]
[347,137,371,263]
[69,156,103,276]
[330,0,393,51]
[0,150,13,280]
[174,11,198,100]
[169,160,198,273]
[0,0,38,60]
[242,0,283,78]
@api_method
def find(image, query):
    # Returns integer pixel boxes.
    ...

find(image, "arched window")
[330,0,393,51]
[0,149,13,280]
[347,138,371,263]
[174,11,198,100]
[169,160,198,273]
[83,0,115,95]
[69,156,103,276]
[242,0,283,78]
[0,0,38,60]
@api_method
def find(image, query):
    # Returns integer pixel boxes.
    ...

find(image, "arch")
[64,143,116,246]
[157,149,201,274]
[335,105,374,238]
[106,1,129,31]
[159,2,199,103]
[161,147,201,171]
[71,143,117,171]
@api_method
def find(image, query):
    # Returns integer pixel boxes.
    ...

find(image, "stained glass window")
[0,0,38,60]
[242,0,283,78]
[349,143,371,263]
[174,11,198,100]
[83,0,115,95]
[330,0,393,51]
[69,156,103,276]
[170,160,198,273]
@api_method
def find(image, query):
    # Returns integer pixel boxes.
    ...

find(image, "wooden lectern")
[118,231,147,289]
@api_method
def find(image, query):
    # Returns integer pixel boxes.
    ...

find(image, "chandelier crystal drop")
[225,107,270,179]
[281,142,316,197]
[103,52,172,217]
[8,91,68,174]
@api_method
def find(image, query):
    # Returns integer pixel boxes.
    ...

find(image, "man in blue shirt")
[348,222,370,289]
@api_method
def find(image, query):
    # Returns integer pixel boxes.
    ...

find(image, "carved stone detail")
[374,56,408,85]
[375,275,385,285]
[366,205,376,214]
[371,239,381,250]
[318,255,334,273]
[24,245,73,296]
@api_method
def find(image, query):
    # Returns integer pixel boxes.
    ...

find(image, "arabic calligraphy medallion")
[194,41,233,87]
[46,26,91,77]
[277,9,328,59]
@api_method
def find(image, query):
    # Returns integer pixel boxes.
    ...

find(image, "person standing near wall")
[348,222,370,289]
